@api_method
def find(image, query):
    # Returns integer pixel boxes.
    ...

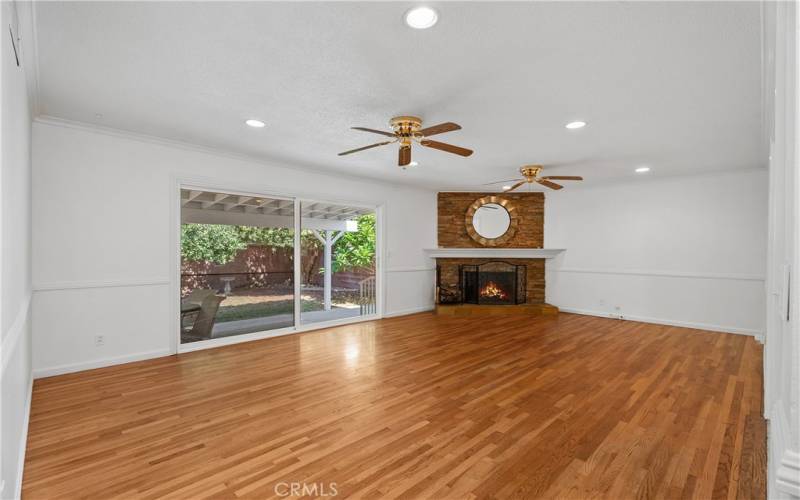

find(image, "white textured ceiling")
[34,1,764,190]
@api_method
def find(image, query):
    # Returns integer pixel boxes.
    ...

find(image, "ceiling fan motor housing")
[521,165,543,179]
[390,116,423,145]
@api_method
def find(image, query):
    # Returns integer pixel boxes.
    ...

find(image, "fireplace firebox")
[436,261,526,305]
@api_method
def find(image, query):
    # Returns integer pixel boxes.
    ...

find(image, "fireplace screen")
[460,261,526,305]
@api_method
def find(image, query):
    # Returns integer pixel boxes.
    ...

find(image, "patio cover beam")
[182,208,355,232]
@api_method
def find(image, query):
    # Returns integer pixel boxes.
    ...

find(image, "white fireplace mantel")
[423,248,565,259]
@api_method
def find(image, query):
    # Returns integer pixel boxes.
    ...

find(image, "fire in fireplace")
[480,280,508,300]
[456,261,526,305]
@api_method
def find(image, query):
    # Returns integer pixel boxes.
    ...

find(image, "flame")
[480,281,508,299]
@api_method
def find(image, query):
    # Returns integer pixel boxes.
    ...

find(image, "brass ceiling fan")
[338,116,473,167]
[488,165,584,191]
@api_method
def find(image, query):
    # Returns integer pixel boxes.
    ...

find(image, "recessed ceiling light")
[405,7,438,29]
[502,185,512,190]
[635,166,650,173]
[245,119,265,128]
[409,161,419,167]
[565,121,586,129]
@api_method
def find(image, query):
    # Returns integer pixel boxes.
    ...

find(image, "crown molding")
[32,115,437,193]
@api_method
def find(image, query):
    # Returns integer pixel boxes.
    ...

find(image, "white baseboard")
[770,400,800,498]
[557,307,763,337]
[177,313,382,354]
[34,309,433,376]
[33,348,173,379]
[383,305,435,318]
[13,375,34,500]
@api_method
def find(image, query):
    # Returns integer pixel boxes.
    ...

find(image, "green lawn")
[215,298,320,323]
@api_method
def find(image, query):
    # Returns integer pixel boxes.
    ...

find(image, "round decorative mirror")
[473,204,510,239]
[465,196,519,246]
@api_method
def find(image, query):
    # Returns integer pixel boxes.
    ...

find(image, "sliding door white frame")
[293,198,302,328]
[170,175,384,355]
[297,198,381,327]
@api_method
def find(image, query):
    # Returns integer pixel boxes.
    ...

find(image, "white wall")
[763,2,800,498]
[545,169,767,336]
[31,120,436,377]
[1,1,34,498]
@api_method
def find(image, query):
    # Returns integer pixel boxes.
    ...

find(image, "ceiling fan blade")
[504,181,526,192]
[418,122,461,137]
[484,178,523,185]
[542,176,583,181]
[420,139,473,157]
[351,127,396,137]
[399,145,411,166]
[536,179,563,190]
[338,141,393,156]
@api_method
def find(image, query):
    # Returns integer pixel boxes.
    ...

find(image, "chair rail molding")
[385,266,436,273]
[548,267,766,282]
[33,278,171,292]
[1,293,32,374]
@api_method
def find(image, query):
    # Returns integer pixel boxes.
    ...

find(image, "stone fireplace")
[428,192,561,316]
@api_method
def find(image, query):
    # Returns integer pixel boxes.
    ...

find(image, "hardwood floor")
[23,313,766,499]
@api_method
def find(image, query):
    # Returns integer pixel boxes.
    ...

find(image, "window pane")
[179,189,294,343]
[300,202,376,325]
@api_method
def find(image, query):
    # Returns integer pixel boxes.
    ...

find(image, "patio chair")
[183,292,224,340]
[183,288,215,307]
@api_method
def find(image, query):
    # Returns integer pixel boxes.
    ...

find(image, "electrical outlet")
[95,335,105,347]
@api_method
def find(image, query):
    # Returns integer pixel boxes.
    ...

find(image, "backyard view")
[179,190,376,343]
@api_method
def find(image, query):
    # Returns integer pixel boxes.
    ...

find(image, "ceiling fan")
[488,165,584,191]
[338,116,473,167]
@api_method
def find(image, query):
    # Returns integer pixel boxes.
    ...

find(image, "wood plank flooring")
[22,313,766,499]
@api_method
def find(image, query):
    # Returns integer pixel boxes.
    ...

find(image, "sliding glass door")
[299,201,377,325]
[180,189,295,344]
[178,188,378,347]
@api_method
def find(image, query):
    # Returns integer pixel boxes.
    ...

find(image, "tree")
[181,214,376,276]
[332,214,376,272]
[181,224,247,264]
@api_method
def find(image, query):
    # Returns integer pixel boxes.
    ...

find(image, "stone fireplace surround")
[460,261,527,305]
[437,258,544,304]
[433,192,561,311]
